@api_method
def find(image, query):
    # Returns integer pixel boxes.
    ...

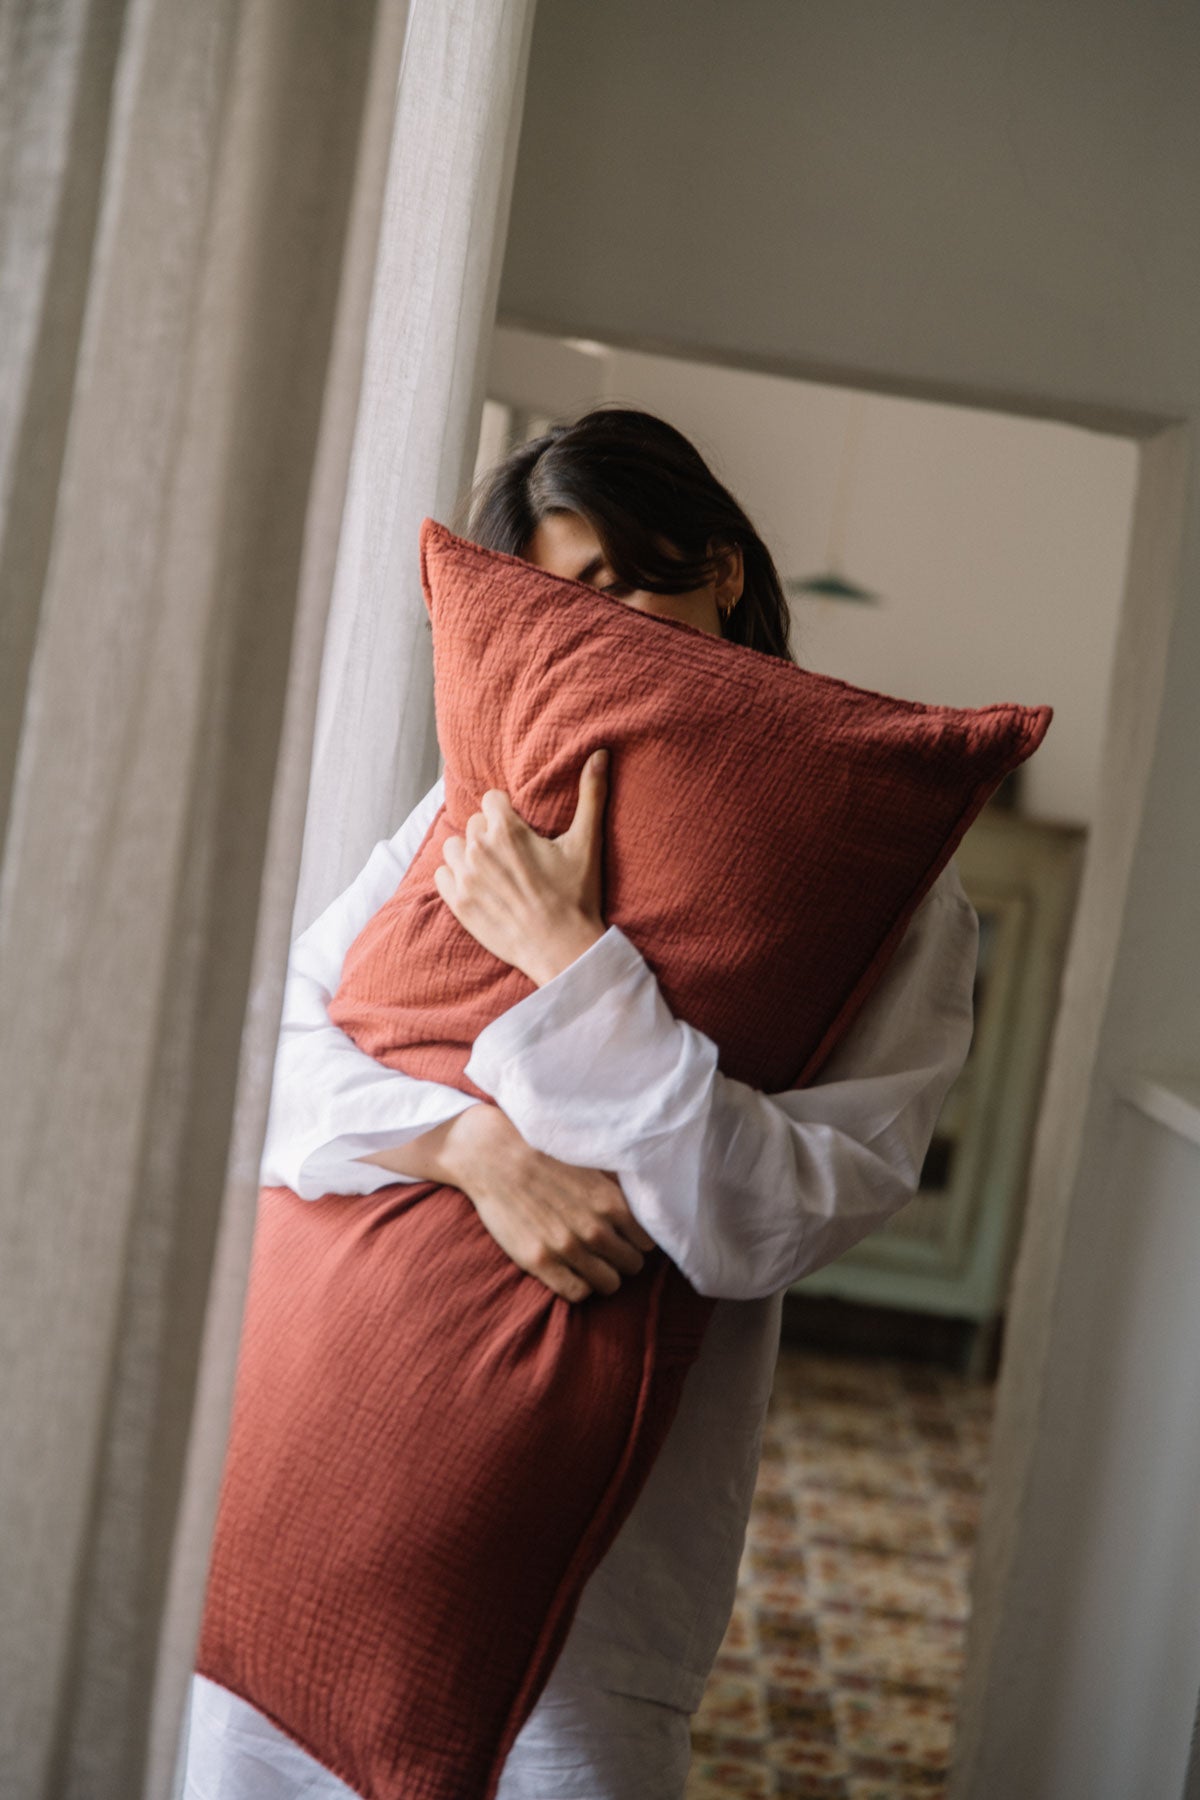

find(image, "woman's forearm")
[357,1097,657,1301]
[356,1110,482,1187]
[355,1102,521,1188]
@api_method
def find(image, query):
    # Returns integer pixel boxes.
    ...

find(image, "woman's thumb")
[569,747,608,844]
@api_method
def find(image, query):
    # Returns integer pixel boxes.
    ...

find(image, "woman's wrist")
[355,1106,483,1187]
[355,1102,513,1189]
[523,913,607,988]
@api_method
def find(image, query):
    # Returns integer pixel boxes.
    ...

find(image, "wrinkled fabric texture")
[195,518,1050,1799]
[326,520,1050,1098]
[185,772,980,1800]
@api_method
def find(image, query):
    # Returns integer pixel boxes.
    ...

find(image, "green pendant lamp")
[786,393,880,605]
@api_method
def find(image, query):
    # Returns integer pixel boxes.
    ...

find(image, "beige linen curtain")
[0,2,537,1796]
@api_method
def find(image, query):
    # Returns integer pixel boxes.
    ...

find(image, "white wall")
[1030,1101,1200,1799]
[495,4,1200,1795]
[492,329,1136,827]
[500,0,1200,423]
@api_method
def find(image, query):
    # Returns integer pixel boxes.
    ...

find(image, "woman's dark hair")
[449,404,798,663]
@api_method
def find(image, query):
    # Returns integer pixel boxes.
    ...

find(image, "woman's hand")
[361,1103,658,1303]
[454,1104,658,1303]
[433,748,610,988]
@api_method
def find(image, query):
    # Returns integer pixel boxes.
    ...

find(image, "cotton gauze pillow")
[195,516,1051,1800]
[332,517,1051,1094]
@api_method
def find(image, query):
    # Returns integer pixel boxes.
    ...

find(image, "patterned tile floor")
[685,1344,996,1800]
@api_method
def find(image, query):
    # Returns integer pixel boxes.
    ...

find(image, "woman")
[185,406,980,1798]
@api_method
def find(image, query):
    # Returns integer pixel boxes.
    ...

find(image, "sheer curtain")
[0,2,537,1795]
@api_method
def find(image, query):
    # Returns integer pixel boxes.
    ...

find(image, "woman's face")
[523,511,741,639]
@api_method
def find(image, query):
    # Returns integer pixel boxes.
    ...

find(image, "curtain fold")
[0,2,537,1795]
[294,0,539,931]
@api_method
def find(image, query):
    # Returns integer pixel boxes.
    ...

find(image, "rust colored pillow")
[196,517,1051,1800]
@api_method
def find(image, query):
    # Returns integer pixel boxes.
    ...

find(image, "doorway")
[474,324,1179,1795]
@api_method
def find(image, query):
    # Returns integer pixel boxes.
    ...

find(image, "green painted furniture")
[791,804,1086,1375]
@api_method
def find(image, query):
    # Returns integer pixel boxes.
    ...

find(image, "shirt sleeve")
[462,861,980,1301]
[259,773,484,1199]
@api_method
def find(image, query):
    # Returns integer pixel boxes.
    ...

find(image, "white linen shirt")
[185,773,979,1797]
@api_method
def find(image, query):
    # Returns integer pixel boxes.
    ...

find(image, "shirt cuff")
[288,1098,483,1200]
[463,923,647,1088]
[463,920,719,1175]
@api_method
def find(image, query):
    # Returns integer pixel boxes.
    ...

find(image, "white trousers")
[183,1654,693,1800]
[494,1662,693,1799]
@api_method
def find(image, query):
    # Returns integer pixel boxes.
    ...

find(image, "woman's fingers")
[539,1175,647,1278]
[525,1239,596,1304]
[579,1172,659,1257]
[561,1209,645,1277]
[502,1180,636,1301]
[470,1193,593,1303]
[519,1211,623,1301]
[550,1239,624,1299]
[463,1144,655,1305]
[614,1212,658,1255]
